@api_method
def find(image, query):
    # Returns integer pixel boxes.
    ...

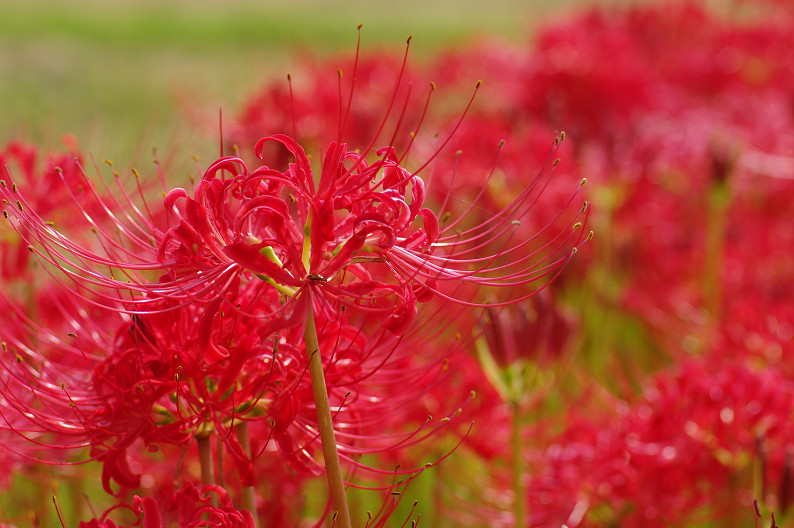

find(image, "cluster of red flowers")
[0,25,588,528]
[409,2,793,527]
[2,0,793,526]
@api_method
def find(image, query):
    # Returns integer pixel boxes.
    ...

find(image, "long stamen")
[339,23,363,142]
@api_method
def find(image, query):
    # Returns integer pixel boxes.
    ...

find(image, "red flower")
[0,140,85,281]
[77,486,256,528]
[2,83,589,366]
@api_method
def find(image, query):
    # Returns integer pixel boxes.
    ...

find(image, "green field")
[0,0,607,164]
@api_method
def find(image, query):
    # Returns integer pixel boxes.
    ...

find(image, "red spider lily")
[0,274,468,492]
[76,485,255,528]
[0,282,275,491]
[424,1,787,349]
[142,485,256,528]
[480,290,577,370]
[229,48,421,167]
[0,140,86,223]
[522,354,794,528]
[1,81,589,368]
[0,35,589,528]
[157,134,449,343]
[0,140,85,281]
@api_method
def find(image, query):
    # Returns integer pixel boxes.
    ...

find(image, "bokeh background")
[1,0,602,162]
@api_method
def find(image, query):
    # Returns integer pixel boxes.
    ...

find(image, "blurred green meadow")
[0,0,605,166]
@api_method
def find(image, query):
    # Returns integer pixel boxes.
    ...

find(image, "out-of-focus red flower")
[77,486,255,528]
[525,355,794,528]
[229,49,420,167]
[481,290,576,369]
[0,140,85,281]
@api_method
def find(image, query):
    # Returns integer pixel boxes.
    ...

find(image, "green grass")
[0,0,604,166]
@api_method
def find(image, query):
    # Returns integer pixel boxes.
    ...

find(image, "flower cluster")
[6,0,789,525]
[0,29,588,527]
[392,2,794,526]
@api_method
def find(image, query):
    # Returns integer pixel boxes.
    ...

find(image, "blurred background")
[0,0,763,158]
[0,0,607,163]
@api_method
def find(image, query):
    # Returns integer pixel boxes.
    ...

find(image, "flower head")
[162,130,448,337]
[2,69,589,365]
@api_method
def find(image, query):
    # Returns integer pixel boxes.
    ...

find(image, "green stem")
[304,297,352,528]
[434,459,445,528]
[704,181,730,319]
[512,401,525,528]
[197,434,219,508]
[216,434,225,488]
[237,422,260,528]
[69,475,85,525]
